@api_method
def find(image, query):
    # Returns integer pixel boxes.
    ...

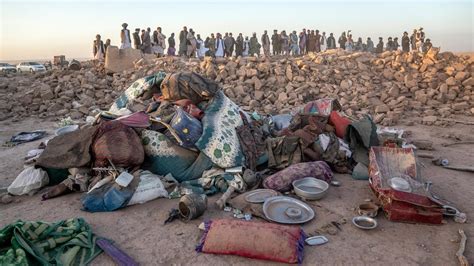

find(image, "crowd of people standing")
[92,23,434,60]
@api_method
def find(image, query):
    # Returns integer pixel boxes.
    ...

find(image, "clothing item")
[0,218,102,265]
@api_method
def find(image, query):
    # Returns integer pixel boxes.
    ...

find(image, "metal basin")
[292,177,329,200]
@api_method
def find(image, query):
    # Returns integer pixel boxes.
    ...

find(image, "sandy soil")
[0,116,473,265]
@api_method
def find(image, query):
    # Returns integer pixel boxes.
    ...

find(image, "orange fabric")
[329,111,351,138]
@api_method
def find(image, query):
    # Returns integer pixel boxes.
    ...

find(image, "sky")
[0,0,473,61]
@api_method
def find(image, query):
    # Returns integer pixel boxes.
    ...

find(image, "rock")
[453,102,468,111]
[422,116,438,123]
[254,91,264,101]
[375,105,390,113]
[277,92,288,102]
[254,78,262,90]
[411,139,433,150]
[462,77,474,86]
[445,77,456,86]
[1,194,13,204]
[454,72,468,81]
[340,80,352,90]
[40,84,54,100]
[404,74,417,88]
[285,65,293,81]
[388,86,399,97]
[105,46,143,73]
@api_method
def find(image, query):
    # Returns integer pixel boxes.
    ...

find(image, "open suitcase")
[368,147,447,224]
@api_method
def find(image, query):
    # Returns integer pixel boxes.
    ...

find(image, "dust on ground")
[0,116,473,265]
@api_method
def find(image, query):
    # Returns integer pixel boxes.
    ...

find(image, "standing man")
[320,32,327,52]
[401,32,410,52]
[280,30,289,55]
[141,29,152,54]
[187,29,197,57]
[168,33,176,56]
[196,34,208,58]
[179,26,188,56]
[271,30,280,55]
[224,33,235,57]
[243,36,250,56]
[289,30,299,55]
[419,27,425,43]
[299,29,306,54]
[327,33,336,49]
[375,37,384,53]
[393,37,400,51]
[235,33,244,57]
[132,28,141,50]
[156,27,166,56]
[208,33,217,57]
[366,37,374,52]
[215,33,224,57]
[105,39,111,54]
[315,30,321,52]
[410,29,417,51]
[338,32,347,50]
[249,33,261,56]
[93,34,105,60]
[145,27,153,53]
[120,23,131,49]
[386,37,394,51]
[261,30,271,56]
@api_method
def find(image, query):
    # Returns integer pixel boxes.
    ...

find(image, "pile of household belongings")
[9,71,465,219]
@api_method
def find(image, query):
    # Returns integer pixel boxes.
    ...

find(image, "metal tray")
[244,189,278,203]
[263,196,315,224]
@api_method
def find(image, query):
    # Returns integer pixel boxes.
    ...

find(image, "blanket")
[195,91,245,168]
[0,218,102,266]
[36,125,98,169]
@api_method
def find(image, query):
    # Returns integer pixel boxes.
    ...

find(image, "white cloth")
[242,41,249,56]
[215,39,224,57]
[320,36,327,51]
[197,39,208,58]
[120,29,132,49]
[94,45,104,60]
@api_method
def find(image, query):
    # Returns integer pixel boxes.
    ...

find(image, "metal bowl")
[292,177,329,200]
[352,216,378,230]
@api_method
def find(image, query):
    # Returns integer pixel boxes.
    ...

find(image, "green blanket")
[0,218,102,266]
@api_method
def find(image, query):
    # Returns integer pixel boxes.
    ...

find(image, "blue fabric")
[81,183,134,212]
[169,107,203,149]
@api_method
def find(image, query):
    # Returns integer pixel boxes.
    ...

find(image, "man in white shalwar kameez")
[320,32,327,51]
[196,34,208,58]
[242,36,249,56]
[215,33,224,57]
[120,23,132,49]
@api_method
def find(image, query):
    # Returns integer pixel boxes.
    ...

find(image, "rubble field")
[0,50,473,265]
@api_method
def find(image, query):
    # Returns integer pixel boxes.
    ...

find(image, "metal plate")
[244,189,278,203]
[388,177,412,192]
[263,196,315,224]
[305,235,329,246]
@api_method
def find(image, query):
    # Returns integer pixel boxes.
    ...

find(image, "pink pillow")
[196,219,306,264]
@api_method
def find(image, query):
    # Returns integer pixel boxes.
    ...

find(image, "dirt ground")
[0,116,473,265]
